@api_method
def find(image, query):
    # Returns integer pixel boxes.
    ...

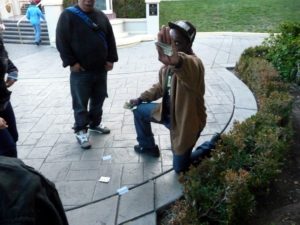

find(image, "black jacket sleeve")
[105,17,118,63]
[0,157,69,225]
[56,11,78,67]
[7,59,18,73]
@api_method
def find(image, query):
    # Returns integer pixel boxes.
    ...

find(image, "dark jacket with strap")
[0,156,69,225]
[0,39,18,107]
[56,5,118,72]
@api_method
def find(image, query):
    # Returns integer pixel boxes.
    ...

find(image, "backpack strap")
[66,6,108,49]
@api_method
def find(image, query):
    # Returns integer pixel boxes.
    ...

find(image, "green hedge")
[113,0,145,18]
[62,0,77,8]
[237,22,300,83]
[62,0,146,18]
[169,27,295,225]
[262,22,300,82]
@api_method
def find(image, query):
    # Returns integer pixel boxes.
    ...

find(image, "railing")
[16,1,43,44]
[18,0,29,7]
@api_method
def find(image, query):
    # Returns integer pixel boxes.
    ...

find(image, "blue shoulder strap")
[66,6,108,49]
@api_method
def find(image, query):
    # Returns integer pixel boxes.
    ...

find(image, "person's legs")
[133,103,159,148]
[88,71,107,129]
[70,71,93,149]
[190,132,220,164]
[70,71,92,132]
[0,102,17,157]
[33,24,41,44]
[32,24,37,43]
[0,129,17,157]
[173,147,193,173]
[4,102,18,142]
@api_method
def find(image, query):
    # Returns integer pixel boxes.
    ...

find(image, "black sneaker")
[134,145,160,157]
[89,123,110,134]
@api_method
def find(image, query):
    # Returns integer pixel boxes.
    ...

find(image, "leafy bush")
[112,0,145,18]
[170,30,295,225]
[259,91,293,126]
[262,22,300,82]
[62,0,77,8]
[62,0,146,18]
[237,22,300,83]
[236,53,291,101]
[240,45,269,59]
[173,109,292,224]
[236,57,280,97]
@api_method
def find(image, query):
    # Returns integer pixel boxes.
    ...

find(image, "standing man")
[26,1,45,45]
[129,21,206,173]
[0,38,19,157]
[56,0,118,149]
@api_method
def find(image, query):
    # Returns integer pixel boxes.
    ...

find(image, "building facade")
[0,0,112,19]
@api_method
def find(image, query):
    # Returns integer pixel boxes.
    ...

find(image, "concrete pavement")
[6,32,268,225]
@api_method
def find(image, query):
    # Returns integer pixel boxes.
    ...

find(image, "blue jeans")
[32,23,41,43]
[0,102,18,157]
[133,103,200,173]
[70,70,107,132]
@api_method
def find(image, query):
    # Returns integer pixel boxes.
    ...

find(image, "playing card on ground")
[99,176,110,183]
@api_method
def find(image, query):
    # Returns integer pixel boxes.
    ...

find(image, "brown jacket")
[139,52,206,155]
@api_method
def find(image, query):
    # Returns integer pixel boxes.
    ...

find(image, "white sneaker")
[76,130,91,149]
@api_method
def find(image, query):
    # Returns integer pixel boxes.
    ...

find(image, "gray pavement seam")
[64,168,173,212]
[118,181,156,225]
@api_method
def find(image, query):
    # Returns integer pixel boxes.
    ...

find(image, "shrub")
[62,0,77,8]
[62,0,146,18]
[112,0,145,18]
[262,22,300,82]
[236,57,279,97]
[224,169,255,224]
[174,109,292,224]
[171,35,294,224]
[240,45,269,59]
[259,91,294,126]
[236,55,291,101]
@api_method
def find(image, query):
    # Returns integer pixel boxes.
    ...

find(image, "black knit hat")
[168,20,196,43]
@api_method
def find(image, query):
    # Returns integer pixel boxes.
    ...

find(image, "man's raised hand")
[156,26,179,66]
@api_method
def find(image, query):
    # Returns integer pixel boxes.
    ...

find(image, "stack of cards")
[123,102,137,110]
[155,41,173,56]
[99,176,110,183]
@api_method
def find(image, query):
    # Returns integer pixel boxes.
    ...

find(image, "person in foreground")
[0,156,69,225]
[56,0,118,149]
[0,38,19,157]
[129,21,207,173]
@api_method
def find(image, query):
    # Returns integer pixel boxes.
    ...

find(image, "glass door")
[95,0,112,13]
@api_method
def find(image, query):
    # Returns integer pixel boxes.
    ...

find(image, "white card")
[99,176,110,183]
[117,186,129,195]
[102,155,112,161]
